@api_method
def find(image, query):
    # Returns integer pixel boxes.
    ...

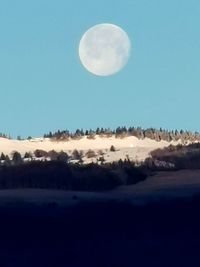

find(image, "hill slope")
[0,135,182,163]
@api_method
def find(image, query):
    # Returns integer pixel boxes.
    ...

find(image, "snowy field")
[0,135,181,163]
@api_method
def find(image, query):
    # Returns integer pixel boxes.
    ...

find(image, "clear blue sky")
[0,0,200,137]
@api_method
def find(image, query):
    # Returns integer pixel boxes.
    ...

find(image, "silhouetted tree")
[110,145,116,152]
[72,149,83,160]
[24,152,32,159]
[0,153,6,161]
[12,151,23,164]
[34,149,48,158]
[57,151,69,162]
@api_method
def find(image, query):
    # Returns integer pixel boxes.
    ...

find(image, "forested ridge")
[43,126,200,143]
[1,126,200,143]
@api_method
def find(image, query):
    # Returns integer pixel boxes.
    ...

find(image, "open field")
[113,169,200,203]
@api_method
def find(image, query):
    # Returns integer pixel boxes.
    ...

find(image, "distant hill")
[0,126,199,165]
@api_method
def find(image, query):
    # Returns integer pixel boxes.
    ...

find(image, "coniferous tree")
[110,145,116,152]
[12,151,23,164]
[57,151,69,162]
[24,152,32,159]
[0,153,6,161]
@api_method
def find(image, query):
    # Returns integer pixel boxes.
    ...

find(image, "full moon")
[79,23,131,76]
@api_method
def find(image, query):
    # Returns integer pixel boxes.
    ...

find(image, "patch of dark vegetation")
[110,145,116,152]
[0,161,147,191]
[146,143,200,170]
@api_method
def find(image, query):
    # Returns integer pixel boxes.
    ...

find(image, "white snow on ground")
[0,135,181,163]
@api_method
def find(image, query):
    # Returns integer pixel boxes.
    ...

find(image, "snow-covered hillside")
[0,135,182,163]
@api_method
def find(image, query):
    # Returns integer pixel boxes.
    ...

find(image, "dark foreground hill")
[0,167,200,267]
[0,160,200,266]
[1,193,200,267]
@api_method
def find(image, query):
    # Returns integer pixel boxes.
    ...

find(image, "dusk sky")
[0,0,200,137]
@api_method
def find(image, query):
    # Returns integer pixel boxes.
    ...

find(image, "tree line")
[145,143,200,170]
[0,145,117,166]
[0,160,147,191]
[0,150,70,166]
[43,126,200,143]
[1,127,199,143]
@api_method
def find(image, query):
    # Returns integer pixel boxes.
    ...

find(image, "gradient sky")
[0,0,200,137]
